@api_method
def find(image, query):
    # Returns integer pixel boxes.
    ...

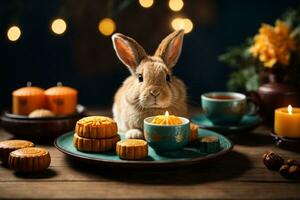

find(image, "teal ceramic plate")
[191,114,262,135]
[54,129,233,168]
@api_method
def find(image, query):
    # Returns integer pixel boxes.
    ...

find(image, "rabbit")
[111,30,188,139]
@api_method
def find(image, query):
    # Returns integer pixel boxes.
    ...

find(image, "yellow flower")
[249,20,296,68]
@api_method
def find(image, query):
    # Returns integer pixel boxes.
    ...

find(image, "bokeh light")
[169,0,184,12]
[139,0,154,8]
[171,17,193,34]
[7,26,21,42]
[98,18,116,36]
[51,18,67,35]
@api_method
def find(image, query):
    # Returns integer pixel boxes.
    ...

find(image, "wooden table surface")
[0,108,300,200]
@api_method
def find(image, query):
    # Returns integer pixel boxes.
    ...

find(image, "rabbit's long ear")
[112,33,147,73]
[154,30,184,69]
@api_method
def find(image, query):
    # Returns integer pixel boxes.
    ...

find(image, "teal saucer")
[191,114,262,134]
[54,129,233,168]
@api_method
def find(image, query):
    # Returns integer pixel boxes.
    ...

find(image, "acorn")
[262,151,284,170]
[285,159,299,167]
[289,165,300,179]
[279,164,290,178]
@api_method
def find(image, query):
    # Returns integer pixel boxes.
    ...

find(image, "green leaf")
[219,38,255,69]
[245,74,259,91]
[226,66,259,92]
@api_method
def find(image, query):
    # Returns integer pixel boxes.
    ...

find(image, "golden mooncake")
[189,123,199,142]
[75,116,118,139]
[73,133,120,152]
[116,139,148,160]
[28,109,55,118]
[12,86,46,115]
[8,147,51,172]
[0,140,35,164]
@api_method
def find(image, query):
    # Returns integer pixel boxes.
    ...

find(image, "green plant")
[219,7,300,92]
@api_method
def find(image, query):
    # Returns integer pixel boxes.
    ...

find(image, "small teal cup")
[201,92,258,125]
[144,116,190,152]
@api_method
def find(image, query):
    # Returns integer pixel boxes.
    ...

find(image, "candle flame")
[165,111,169,117]
[288,105,293,115]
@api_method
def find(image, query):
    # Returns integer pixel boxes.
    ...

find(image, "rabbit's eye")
[138,74,143,82]
[166,74,171,82]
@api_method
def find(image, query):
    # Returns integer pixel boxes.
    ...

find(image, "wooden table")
[0,108,300,199]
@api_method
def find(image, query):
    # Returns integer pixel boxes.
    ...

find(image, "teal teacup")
[201,92,258,125]
[144,116,190,152]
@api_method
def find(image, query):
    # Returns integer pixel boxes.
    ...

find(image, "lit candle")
[274,105,300,138]
[151,111,182,125]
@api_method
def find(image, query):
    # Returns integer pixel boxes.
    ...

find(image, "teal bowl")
[144,116,190,152]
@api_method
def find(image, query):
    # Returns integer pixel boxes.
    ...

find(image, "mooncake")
[116,139,148,160]
[189,123,199,142]
[28,109,55,118]
[75,116,118,139]
[12,86,46,115]
[8,147,51,172]
[45,85,78,115]
[0,140,35,164]
[73,133,120,152]
[198,136,220,153]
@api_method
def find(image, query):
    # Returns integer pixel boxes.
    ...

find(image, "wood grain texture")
[0,107,299,199]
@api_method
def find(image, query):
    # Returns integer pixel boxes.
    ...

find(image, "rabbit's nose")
[150,90,160,97]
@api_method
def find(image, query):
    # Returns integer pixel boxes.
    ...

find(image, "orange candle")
[274,105,300,138]
[12,85,46,115]
[151,111,182,125]
[45,85,78,115]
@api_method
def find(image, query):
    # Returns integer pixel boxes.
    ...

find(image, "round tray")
[1,105,86,139]
[54,129,233,168]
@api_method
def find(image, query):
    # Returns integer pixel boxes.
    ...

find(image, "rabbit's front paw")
[125,129,144,139]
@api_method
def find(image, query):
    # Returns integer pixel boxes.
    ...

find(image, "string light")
[7,26,21,42]
[171,17,193,34]
[169,0,184,12]
[51,18,67,35]
[98,18,116,36]
[139,0,154,8]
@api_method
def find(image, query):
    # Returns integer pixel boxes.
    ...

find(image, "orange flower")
[249,20,296,68]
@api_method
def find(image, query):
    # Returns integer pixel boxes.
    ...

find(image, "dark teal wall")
[0,0,299,111]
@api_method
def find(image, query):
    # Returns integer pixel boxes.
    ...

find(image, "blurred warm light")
[171,18,193,34]
[7,26,21,42]
[51,18,67,35]
[172,18,184,30]
[98,18,116,36]
[183,18,193,33]
[169,0,184,11]
[139,0,154,8]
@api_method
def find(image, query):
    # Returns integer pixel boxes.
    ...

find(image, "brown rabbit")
[112,30,188,139]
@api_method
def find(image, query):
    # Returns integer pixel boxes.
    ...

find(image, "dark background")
[0,0,299,112]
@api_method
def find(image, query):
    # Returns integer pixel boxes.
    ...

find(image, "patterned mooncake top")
[76,116,116,126]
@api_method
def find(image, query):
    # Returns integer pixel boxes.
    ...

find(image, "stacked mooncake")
[73,116,120,152]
